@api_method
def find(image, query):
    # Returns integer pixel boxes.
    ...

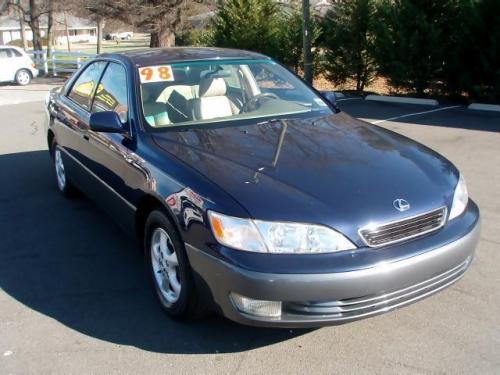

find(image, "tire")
[15,69,31,86]
[144,210,205,319]
[52,142,77,198]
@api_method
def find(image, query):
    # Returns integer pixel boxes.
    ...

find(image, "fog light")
[230,293,282,318]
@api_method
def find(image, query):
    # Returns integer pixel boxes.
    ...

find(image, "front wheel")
[145,210,205,319]
[15,69,31,86]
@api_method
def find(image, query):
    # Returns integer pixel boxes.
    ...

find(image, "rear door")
[51,61,108,184]
[9,48,27,72]
[0,49,14,81]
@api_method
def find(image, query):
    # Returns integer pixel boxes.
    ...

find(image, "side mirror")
[320,91,337,106]
[89,111,126,133]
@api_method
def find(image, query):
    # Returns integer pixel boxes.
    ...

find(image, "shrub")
[176,28,214,47]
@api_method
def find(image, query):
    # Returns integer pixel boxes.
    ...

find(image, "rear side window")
[10,49,22,57]
[92,62,128,123]
[68,61,107,110]
[0,49,12,58]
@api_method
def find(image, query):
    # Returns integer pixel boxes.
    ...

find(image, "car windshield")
[139,59,333,129]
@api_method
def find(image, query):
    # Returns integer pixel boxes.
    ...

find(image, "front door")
[81,62,146,233]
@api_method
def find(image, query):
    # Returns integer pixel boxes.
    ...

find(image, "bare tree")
[9,0,52,51]
[76,1,107,54]
[17,1,28,50]
[78,0,191,48]
[0,0,9,14]
[46,0,54,56]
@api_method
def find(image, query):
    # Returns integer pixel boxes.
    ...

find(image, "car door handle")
[83,134,89,141]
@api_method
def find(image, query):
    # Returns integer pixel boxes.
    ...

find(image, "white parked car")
[0,46,39,86]
[108,31,133,41]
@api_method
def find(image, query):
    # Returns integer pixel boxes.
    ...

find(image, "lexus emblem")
[393,199,410,212]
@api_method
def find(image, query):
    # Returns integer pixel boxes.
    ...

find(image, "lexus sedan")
[44,48,480,327]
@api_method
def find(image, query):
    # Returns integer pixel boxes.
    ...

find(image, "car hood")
[152,113,458,245]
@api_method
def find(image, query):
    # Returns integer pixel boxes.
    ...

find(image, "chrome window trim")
[358,206,448,248]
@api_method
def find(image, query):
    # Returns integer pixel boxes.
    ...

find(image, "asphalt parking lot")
[0,83,499,374]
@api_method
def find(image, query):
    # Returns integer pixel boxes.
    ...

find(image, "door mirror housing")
[320,91,337,106]
[89,111,126,133]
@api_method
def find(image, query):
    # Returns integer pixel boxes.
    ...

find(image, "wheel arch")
[135,194,182,246]
[47,128,55,154]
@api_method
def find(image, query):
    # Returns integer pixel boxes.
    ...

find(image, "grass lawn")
[54,33,150,55]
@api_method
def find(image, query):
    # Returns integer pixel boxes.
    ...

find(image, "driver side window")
[68,61,107,111]
[91,63,129,124]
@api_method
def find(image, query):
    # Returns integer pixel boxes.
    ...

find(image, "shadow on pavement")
[0,150,311,354]
[339,100,500,133]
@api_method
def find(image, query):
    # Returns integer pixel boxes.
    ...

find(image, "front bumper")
[186,210,480,328]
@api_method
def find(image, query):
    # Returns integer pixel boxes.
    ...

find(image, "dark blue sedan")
[44,48,480,327]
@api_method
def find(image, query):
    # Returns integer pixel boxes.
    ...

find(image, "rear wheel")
[52,143,77,197]
[15,69,31,86]
[145,210,205,319]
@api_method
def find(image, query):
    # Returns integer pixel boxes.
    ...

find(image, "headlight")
[449,174,468,220]
[208,211,356,253]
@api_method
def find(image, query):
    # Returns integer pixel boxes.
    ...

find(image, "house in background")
[0,13,97,47]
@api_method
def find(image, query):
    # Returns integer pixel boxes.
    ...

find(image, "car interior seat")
[141,84,170,127]
[190,72,240,120]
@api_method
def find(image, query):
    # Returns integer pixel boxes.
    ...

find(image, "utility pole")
[302,0,312,84]
[96,17,104,54]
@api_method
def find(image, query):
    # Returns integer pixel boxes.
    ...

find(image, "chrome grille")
[359,207,447,247]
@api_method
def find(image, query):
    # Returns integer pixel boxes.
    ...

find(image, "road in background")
[0,84,499,374]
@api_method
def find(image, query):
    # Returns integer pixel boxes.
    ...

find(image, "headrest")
[199,76,227,97]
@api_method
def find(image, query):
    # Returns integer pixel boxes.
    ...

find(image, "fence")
[30,50,97,76]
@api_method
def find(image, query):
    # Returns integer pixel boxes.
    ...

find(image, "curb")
[468,103,500,112]
[365,95,438,106]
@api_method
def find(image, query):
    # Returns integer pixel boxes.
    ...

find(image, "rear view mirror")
[89,111,126,133]
[320,91,337,106]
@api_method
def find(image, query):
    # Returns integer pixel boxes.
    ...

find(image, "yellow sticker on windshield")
[139,65,174,83]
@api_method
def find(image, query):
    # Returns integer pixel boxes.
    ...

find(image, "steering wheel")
[241,93,279,113]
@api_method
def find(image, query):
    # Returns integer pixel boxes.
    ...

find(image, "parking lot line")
[371,105,461,125]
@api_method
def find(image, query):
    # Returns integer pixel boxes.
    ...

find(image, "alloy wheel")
[150,227,182,304]
[17,70,30,85]
[54,148,66,190]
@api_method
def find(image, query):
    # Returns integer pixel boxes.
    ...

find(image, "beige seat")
[190,74,239,120]
[143,102,170,127]
[141,85,170,127]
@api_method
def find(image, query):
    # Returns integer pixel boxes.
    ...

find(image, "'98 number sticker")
[138,65,174,83]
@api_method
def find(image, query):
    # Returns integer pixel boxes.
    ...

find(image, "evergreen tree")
[466,0,500,101]
[276,9,321,74]
[212,0,280,58]
[321,0,376,93]
[372,0,446,95]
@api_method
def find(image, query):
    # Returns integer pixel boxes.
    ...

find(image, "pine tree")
[212,0,281,58]
[321,0,376,93]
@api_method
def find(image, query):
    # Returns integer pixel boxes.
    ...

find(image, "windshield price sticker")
[139,65,174,83]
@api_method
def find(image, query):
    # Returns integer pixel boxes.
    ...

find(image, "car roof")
[0,45,24,52]
[104,47,271,66]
